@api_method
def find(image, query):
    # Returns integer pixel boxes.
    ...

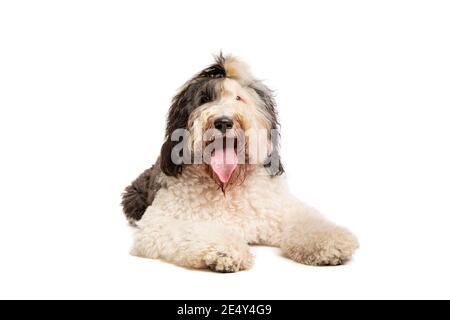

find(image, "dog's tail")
[121,159,162,224]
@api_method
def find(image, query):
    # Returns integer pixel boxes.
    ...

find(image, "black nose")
[214,117,233,133]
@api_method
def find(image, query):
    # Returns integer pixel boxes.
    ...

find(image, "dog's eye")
[236,95,246,103]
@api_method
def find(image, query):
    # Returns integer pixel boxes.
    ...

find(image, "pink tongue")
[210,148,238,183]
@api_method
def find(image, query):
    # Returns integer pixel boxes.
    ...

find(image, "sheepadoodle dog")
[122,54,359,272]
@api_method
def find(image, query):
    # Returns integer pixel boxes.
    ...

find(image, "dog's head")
[160,54,283,190]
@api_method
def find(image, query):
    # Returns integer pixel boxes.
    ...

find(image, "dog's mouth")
[208,137,238,184]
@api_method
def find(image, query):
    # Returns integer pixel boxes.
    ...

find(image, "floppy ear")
[159,80,193,177]
[251,82,285,176]
[160,138,183,176]
[264,130,284,176]
[159,101,186,176]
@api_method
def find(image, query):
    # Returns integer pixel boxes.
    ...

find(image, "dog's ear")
[160,138,183,176]
[264,130,284,176]
[251,82,285,176]
[159,111,188,178]
[159,80,194,177]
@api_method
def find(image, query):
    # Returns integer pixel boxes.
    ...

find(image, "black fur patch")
[197,55,226,79]
[121,159,162,222]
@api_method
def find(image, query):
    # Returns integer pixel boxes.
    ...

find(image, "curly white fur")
[131,167,359,272]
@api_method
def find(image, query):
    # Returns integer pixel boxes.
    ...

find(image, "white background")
[1,0,449,300]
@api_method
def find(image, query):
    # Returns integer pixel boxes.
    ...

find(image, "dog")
[121,54,359,272]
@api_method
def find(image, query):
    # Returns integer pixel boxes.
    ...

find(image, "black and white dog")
[122,54,358,272]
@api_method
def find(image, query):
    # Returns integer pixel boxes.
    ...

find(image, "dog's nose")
[214,117,233,133]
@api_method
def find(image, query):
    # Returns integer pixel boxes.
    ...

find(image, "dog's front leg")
[131,212,253,272]
[280,200,359,266]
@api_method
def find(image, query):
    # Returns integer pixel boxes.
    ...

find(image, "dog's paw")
[283,226,359,266]
[203,245,253,273]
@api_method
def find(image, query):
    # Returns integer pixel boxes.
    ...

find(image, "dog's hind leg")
[280,200,359,266]
[131,211,253,272]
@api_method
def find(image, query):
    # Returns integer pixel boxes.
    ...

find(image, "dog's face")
[160,54,283,190]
